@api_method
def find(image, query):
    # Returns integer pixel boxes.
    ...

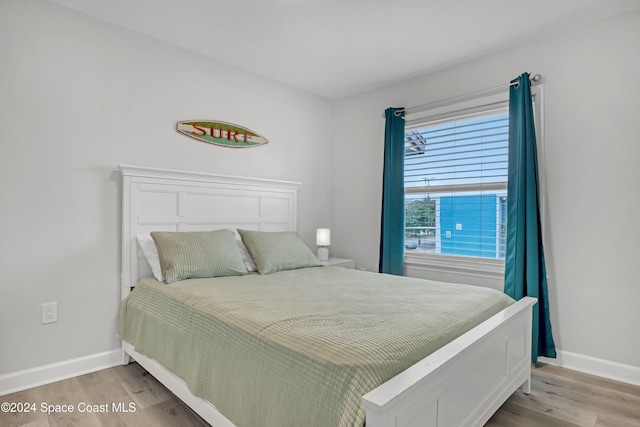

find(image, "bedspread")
[118,266,513,427]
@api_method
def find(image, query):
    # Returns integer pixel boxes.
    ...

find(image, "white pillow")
[136,235,164,282]
[237,239,257,272]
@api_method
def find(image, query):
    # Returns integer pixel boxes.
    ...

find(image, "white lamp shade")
[316,228,331,246]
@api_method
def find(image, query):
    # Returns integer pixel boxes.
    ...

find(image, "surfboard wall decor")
[176,120,269,148]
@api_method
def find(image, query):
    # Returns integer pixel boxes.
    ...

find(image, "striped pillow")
[238,229,321,275]
[151,230,248,283]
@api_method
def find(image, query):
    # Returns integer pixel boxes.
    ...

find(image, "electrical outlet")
[42,302,58,324]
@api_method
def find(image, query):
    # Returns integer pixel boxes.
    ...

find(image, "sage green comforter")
[118,266,513,427]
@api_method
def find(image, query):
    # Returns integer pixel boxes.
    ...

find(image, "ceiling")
[50,0,639,100]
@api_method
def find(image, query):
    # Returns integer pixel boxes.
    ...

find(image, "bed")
[118,164,536,427]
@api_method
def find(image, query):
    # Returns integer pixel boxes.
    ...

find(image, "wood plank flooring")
[486,363,640,427]
[1,362,638,426]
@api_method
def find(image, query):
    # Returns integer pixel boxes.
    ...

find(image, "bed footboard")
[362,296,536,427]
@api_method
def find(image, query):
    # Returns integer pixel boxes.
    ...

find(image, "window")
[403,86,543,276]
[404,105,509,260]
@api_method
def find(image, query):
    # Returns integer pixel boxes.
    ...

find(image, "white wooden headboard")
[119,165,300,299]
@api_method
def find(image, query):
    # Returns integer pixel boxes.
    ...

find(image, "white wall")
[0,0,333,378]
[333,11,640,375]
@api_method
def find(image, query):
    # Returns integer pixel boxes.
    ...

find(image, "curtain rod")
[383,73,542,118]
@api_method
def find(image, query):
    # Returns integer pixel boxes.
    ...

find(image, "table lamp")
[316,228,330,261]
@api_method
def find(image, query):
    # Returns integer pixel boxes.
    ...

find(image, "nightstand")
[321,257,355,269]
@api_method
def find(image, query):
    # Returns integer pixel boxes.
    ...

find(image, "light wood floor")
[1,362,638,426]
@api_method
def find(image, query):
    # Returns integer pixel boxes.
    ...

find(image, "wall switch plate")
[42,302,58,324]
[455,223,463,230]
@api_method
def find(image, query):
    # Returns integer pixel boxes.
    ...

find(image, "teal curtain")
[379,107,405,275]
[504,73,556,362]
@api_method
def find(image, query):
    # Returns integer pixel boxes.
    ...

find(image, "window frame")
[403,84,545,278]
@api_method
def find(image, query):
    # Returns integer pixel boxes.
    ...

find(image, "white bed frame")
[119,164,536,427]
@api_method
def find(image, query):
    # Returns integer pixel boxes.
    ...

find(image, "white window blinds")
[404,105,509,259]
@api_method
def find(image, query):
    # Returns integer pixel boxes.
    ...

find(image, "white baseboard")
[539,349,640,387]
[0,349,122,396]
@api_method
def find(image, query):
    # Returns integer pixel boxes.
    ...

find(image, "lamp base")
[317,246,329,261]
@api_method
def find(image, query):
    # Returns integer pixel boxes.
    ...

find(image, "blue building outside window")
[439,194,506,259]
